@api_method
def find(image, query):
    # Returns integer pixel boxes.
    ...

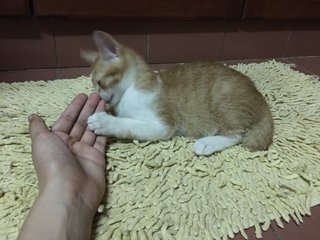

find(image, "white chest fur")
[115,86,161,123]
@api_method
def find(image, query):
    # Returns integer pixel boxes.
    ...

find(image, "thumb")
[28,114,50,139]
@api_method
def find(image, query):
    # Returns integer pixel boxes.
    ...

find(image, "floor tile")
[285,20,320,57]
[231,225,280,240]
[0,18,55,70]
[221,58,290,66]
[148,19,225,63]
[286,56,320,76]
[271,205,320,240]
[221,20,290,60]
[56,67,91,79]
[149,63,178,71]
[0,69,56,82]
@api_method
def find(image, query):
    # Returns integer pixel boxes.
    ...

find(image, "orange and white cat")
[82,31,273,156]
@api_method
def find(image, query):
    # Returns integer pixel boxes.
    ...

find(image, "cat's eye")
[97,80,105,88]
[96,80,109,89]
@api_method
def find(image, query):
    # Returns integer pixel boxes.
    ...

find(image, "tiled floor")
[0,57,319,240]
[0,56,319,83]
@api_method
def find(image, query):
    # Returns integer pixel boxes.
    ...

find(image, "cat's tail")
[242,110,274,151]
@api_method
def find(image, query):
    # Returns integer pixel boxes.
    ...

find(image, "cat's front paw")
[87,112,112,135]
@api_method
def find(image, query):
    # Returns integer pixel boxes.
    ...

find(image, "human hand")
[28,92,107,212]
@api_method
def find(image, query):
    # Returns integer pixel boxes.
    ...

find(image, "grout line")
[282,31,292,58]
[146,33,150,63]
[50,17,59,79]
[218,19,229,61]
[28,0,35,16]
[146,16,151,63]
[240,0,248,19]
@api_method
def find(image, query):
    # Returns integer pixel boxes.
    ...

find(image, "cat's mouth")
[100,92,114,104]
[105,94,114,104]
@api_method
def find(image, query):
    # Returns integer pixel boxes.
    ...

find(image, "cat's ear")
[93,31,119,61]
[80,49,98,63]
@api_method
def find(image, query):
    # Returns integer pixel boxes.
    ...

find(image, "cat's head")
[81,31,133,107]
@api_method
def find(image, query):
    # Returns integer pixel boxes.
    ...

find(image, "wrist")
[39,178,101,214]
[18,188,95,240]
[39,183,97,218]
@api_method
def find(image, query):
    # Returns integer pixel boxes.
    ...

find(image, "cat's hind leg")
[193,134,243,156]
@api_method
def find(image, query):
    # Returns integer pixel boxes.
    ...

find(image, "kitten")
[82,31,273,156]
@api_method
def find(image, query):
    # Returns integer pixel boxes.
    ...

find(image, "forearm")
[18,189,96,240]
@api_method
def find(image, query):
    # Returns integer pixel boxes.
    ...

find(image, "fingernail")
[90,92,100,98]
[28,114,35,122]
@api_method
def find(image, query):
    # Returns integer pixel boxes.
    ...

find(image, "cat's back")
[156,62,272,139]
[157,62,257,107]
[158,62,250,86]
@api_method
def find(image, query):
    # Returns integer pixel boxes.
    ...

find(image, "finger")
[51,93,88,134]
[28,114,49,139]
[94,135,107,155]
[81,99,106,146]
[69,92,101,141]
[93,100,107,154]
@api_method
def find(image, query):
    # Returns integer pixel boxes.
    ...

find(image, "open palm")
[29,93,107,211]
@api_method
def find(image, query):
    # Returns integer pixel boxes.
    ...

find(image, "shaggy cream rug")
[0,61,320,239]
